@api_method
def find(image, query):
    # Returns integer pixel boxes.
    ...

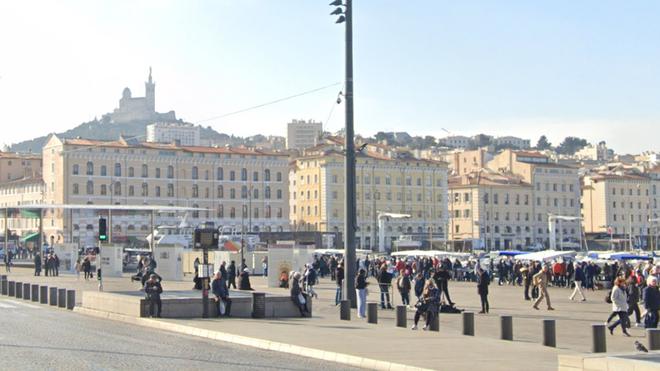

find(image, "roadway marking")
[0,299,41,309]
[0,302,17,309]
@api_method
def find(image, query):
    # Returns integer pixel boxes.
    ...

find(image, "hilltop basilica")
[109,68,177,124]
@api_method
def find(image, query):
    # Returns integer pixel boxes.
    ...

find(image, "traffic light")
[98,217,107,241]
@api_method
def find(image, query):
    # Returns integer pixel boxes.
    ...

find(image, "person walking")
[211,271,231,317]
[227,261,237,289]
[397,271,411,307]
[335,263,344,306]
[377,265,393,309]
[477,267,490,314]
[606,277,630,336]
[414,272,425,301]
[144,274,163,318]
[34,253,42,276]
[4,250,11,273]
[433,266,453,305]
[53,254,60,276]
[521,265,531,300]
[532,265,554,311]
[411,279,440,330]
[569,262,586,301]
[626,276,641,327]
[642,276,660,328]
[355,268,368,319]
[83,257,92,280]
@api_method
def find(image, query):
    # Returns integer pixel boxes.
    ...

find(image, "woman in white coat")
[607,277,630,336]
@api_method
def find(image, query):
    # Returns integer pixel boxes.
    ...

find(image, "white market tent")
[513,250,577,262]
[314,248,372,256]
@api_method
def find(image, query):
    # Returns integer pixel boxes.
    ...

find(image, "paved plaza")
[3,267,658,370]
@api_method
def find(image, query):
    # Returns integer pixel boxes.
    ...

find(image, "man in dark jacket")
[626,276,641,325]
[34,253,42,276]
[377,265,393,309]
[433,267,453,305]
[414,272,425,301]
[227,261,237,289]
[211,271,231,317]
[569,262,586,301]
[642,277,660,328]
[144,274,163,318]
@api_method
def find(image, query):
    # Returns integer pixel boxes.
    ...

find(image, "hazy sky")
[1,1,659,154]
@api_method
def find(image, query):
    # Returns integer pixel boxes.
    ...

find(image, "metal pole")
[150,210,155,254]
[4,208,7,258]
[202,243,209,318]
[343,0,357,309]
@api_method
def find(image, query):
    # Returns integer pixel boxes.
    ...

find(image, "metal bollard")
[40,286,48,304]
[31,284,39,302]
[340,300,351,321]
[396,305,407,328]
[367,302,378,324]
[57,288,66,308]
[462,312,475,336]
[500,316,513,341]
[49,287,57,306]
[23,283,30,301]
[429,313,439,331]
[1,276,7,295]
[8,281,15,296]
[648,328,660,351]
[251,292,265,318]
[66,290,75,310]
[543,319,556,347]
[15,282,22,299]
[592,324,606,353]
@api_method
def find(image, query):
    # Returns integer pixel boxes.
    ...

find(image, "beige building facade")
[290,148,449,250]
[41,135,290,246]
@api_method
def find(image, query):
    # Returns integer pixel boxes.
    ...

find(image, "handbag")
[298,293,306,305]
[219,300,226,315]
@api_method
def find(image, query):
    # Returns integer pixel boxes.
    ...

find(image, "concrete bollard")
[592,324,607,353]
[543,319,556,347]
[8,281,15,296]
[1,276,7,295]
[49,287,57,306]
[40,286,48,304]
[31,284,39,302]
[23,283,30,301]
[648,329,660,351]
[15,282,22,299]
[66,290,75,310]
[500,316,513,341]
[429,313,439,332]
[57,288,66,308]
[340,300,351,321]
[396,305,407,328]
[462,312,475,336]
[367,303,378,324]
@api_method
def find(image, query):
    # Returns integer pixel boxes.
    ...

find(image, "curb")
[74,307,432,371]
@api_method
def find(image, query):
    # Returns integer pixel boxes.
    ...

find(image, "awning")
[20,232,40,242]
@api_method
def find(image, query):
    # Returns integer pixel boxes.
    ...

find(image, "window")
[217,205,224,218]
[217,167,224,180]
[241,168,247,181]
[241,185,248,199]
[217,185,224,198]
[114,182,121,196]
[167,184,174,197]
[167,165,174,179]
[141,164,148,178]
[192,185,199,198]
[277,189,282,199]
[253,188,259,199]
[155,186,161,197]
[100,184,107,195]
[265,205,272,218]
[127,167,134,177]
[253,171,259,182]
[73,164,79,175]
[86,181,93,195]
[265,169,271,182]
[128,185,134,196]
[142,183,148,197]
[230,207,236,218]
[230,188,236,199]
[484,193,489,204]
[277,172,282,182]
[230,171,235,181]
[86,162,94,175]
[493,194,499,204]
[100,165,107,176]
[73,183,79,194]
[192,204,199,219]
[192,166,198,180]
[265,186,271,199]
[277,207,283,218]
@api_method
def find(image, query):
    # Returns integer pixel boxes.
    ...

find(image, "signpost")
[194,222,218,318]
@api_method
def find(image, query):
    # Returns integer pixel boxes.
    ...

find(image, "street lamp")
[329,0,357,308]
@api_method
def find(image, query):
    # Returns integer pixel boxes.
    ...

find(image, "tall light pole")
[330,0,356,307]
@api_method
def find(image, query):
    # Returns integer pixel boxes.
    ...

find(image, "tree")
[535,135,552,150]
[556,137,589,155]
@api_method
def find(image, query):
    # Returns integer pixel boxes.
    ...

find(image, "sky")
[1,1,659,154]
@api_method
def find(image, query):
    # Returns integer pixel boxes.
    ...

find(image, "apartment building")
[487,149,581,248]
[448,170,534,250]
[286,119,323,151]
[0,152,42,183]
[0,178,44,245]
[290,147,449,250]
[41,134,290,245]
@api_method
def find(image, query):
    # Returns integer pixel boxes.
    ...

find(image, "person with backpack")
[304,264,318,299]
